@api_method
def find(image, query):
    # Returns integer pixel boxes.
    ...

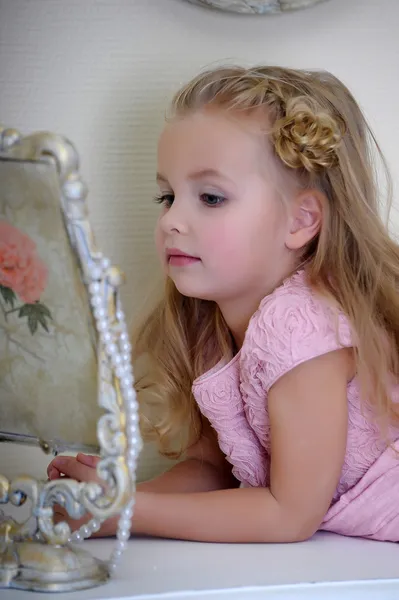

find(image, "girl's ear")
[285,189,324,250]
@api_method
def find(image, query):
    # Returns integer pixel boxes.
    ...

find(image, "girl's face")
[155,108,298,315]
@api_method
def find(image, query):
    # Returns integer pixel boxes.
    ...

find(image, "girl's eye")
[154,193,226,208]
[200,193,226,207]
[154,194,174,208]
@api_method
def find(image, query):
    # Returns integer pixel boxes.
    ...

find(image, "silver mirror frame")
[0,126,142,592]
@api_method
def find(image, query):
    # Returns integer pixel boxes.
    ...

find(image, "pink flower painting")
[0,220,52,335]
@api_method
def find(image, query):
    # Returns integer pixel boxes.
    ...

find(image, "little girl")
[48,65,399,543]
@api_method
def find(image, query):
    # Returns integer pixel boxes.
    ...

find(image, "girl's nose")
[159,198,189,234]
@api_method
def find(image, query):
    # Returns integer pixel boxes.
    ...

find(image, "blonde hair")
[133,65,399,458]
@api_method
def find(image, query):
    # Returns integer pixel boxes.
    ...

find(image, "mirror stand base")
[0,540,109,592]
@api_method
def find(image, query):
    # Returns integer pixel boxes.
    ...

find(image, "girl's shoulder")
[241,270,353,392]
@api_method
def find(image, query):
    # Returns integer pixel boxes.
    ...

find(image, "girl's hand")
[47,453,101,483]
[47,453,105,534]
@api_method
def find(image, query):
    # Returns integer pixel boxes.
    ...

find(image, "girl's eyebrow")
[156,173,169,184]
[156,169,233,184]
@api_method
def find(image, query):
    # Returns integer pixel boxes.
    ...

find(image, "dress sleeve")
[242,275,353,393]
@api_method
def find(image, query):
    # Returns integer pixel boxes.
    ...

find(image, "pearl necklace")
[67,257,142,575]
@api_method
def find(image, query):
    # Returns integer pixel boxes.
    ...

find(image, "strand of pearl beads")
[67,257,141,576]
[109,296,141,574]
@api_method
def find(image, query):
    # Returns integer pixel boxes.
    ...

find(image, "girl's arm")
[48,417,237,531]
[139,417,238,493]
[125,348,352,543]
[48,416,236,493]
[49,348,351,542]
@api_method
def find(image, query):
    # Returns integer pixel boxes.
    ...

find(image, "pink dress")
[192,270,399,541]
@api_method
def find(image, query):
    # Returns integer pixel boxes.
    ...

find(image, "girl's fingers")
[47,465,61,480]
[48,456,100,483]
[76,453,100,468]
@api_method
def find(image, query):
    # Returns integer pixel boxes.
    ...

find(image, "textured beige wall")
[1,0,398,481]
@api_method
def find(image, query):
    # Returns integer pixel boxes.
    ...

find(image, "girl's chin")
[171,281,214,302]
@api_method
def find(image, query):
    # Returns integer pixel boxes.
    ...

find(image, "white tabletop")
[3,532,399,599]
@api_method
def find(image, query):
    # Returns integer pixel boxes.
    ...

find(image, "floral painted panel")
[0,158,101,449]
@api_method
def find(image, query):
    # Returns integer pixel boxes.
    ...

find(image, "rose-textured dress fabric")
[193,270,399,541]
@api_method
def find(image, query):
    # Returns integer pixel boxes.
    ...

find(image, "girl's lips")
[166,248,200,266]
[168,255,201,267]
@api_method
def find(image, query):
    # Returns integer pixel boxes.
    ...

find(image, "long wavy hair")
[132,65,399,458]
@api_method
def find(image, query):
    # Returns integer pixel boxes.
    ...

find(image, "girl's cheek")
[154,227,163,257]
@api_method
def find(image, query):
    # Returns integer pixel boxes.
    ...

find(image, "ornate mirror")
[0,126,141,592]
